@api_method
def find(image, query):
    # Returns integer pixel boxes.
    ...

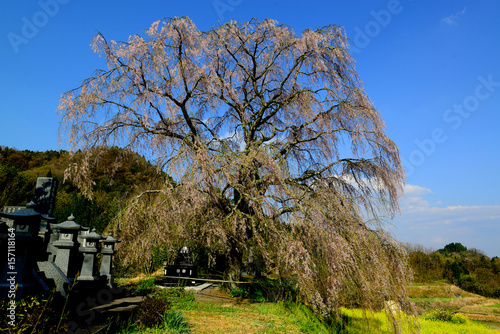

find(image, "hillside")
[0,146,161,232]
[407,243,500,299]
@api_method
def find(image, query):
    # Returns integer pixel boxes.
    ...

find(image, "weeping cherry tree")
[58,17,412,319]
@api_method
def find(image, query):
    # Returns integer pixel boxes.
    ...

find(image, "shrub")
[424,309,453,322]
[229,288,246,298]
[450,313,468,324]
[424,309,469,324]
[133,296,170,328]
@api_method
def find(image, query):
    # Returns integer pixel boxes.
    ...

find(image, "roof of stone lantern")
[101,232,121,243]
[50,214,81,230]
[81,228,102,240]
[1,201,40,221]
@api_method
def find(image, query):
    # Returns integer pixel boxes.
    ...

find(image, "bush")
[229,288,246,298]
[133,296,170,328]
[424,309,453,322]
[450,313,468,324]
[424,309,468,324]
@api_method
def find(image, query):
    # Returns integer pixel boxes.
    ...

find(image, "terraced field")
[409,282,500,330]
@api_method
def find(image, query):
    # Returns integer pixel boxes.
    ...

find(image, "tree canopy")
[58,17,410,318]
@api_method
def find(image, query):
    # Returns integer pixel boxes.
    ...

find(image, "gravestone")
[163,246,198,286]
[33,177,57,216]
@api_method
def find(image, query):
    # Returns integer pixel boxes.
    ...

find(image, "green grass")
[254,302,331,333]
[485,303,500,308]
[410,298,457,302]
[340,308,419,334]
[340,309,498,334]
[419,318,497,334]
[113,278,500,333]
[178,300,332,333]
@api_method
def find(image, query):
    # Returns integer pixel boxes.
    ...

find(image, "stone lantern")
[50,214,82,278]
[99,233,120,287]
[0,201,53,298]
[78,229,102,282]
[1,201,44,238]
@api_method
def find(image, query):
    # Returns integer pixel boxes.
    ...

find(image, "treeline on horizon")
[407,242,500,298]
[1,146,499,298]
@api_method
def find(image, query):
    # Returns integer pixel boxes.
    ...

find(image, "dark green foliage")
[229,287,246,298]
[0,146,160,234]
[53,192,119,232]
[439,242,468,254]
[448,261,469,281]
[424,309,453,322]
[408,243,500,298]
[227,277,299,303]
[0,164,35,207]
[151,242,172,270]
[457,274,487,296]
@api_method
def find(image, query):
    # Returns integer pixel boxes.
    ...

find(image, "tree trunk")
[226,245,243,290]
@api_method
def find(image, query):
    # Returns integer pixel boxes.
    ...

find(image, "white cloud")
[431,236,444,244]
[403,184,432,196]
[392,183,500,257]
[441,7,466,26]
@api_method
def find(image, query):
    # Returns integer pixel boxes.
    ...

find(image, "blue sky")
[1,0,499,256]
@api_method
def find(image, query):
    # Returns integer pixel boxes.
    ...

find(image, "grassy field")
[111,277,500,333]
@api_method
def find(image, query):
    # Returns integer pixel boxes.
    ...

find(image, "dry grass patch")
[176,286,330,333]
[432,297,486,309]
[408,284,480,299]
[183,306,300,334]
[460,305,500,316]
